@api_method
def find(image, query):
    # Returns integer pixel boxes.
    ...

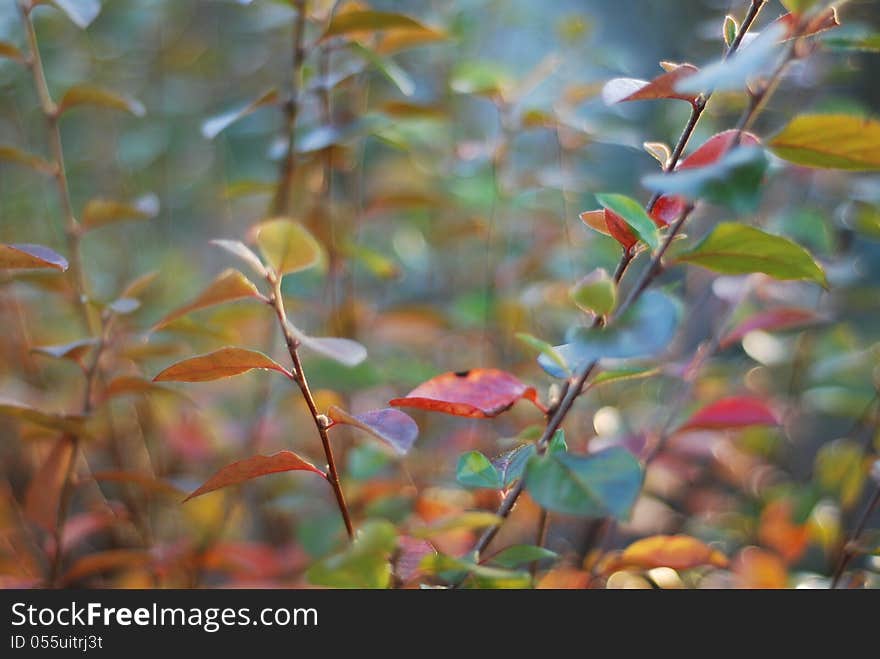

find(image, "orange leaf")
[153,347,292,382]
[732,547,788,589]
[0,243,68,271]
[153,269,264,330]
[61,549,153,586]
[680,396,780,432]
[183,451,326,502]
[611,534,728,572]
[602,64,699,105]
[25,436,75,532]
[758,499,810,564]
[389,368,540,418]
[720,307,825,348]
[580,208,643,252]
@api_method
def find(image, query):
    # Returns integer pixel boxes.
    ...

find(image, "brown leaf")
[82,194,159,231]
[31,338,96,366]
[61,549,152,586]
[389,368,541,418]
[184,451,326,502]
[153,269,264,330]
[153,347,292,382]
[602,64,699,105]
[0,400,88,436]
[92,470,184,498]
[25,436,75,532]
[720,307,825,348]
[58,84,145,117]
[0,145,55,174]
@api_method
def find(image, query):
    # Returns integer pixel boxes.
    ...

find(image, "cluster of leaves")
[0,0,879,590]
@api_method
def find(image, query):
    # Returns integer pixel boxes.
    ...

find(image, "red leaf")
[720,307,825,348]
[680,396,780,432]
[389,368,540,418]
[649,130,761,224]
[184,451,325,502]
[602,64,699,105]
[328,406,419,455]
[580,209,638,252]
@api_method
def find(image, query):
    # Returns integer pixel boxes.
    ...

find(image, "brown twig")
[266,275,354,539]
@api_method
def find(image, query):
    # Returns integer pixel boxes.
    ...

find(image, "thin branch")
[267,275,354,539]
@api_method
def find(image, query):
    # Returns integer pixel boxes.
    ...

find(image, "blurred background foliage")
[1,0,879,588]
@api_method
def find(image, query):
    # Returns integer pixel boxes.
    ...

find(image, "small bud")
[316,414,331,430]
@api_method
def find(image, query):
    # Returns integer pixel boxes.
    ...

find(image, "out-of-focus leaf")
[595,193,659,250]
[184,451,325,502]
[824,34,880,53]
[58,85,145,117]
[732,547,788,588]
[50,0,101,29]
[602,64,698,105]
[328,406,418,456]
[99,376,186,404]
[0,145,55,174]
[775,8,839,40]
[0,399,87,436]
[350,43,415,96]
[153,347,292,382]
[515,332,569,375]
[591,366,660,387]
[0,42,24,63]
[210,239,268,278]
[92,470,184,498]
[201,88,279,140]
[487,545,557,569]
[524,447,643,519]
[82,194,158,231]
[307,520,397,589]
[608,535,728,572]
[570,268,616,316]
[815,439,867,510]
[779,0,819,14]
[389,368,541,418]
[456,451,502,489]
[410,511,501,539]
[720,307,825,348]
[643,146,768,213]
[253,218,323,276]
[321,10,437,41]
[674,223,827,286]
[61,550,152,586]
[25,436,75,532]
[769,114,880,171]
[153,269,263,330]
[419,553,530,587]
[0,244,68,271]
[450,60,512,97]
[31,338,96,365]
[680,396,780,431]
[676,23,786,94]
[539,290,680,378]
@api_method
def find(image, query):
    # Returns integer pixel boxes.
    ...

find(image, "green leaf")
[201,88,279,140]
[307,520,397,589]
[548,429,567,454]
[642,146,768,213]
[254,218,323,276]
[350,44,415,97]
[419,554,531,588]
[815,439,867,510]
[525,448,643,519]
[823,35,880,53]
[768,114,880,171]
[58,85,145,117]
[592,366,660,387]
[595,193,659,250]
[488,545,558,569]
[538,290,681,378]
[515,332,569,375]
[50,0,101,29]
[723,15,738,47]
[456,451,502,489]
[675,223,827,287]
[780,0,819,13]
[676,23,786,94]
[570,268,616,316]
